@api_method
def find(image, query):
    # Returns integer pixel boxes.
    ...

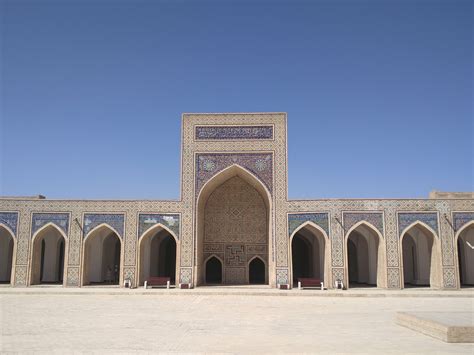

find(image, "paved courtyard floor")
[0,289,473,353]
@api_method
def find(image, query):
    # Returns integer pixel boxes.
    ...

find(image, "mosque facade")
[0,113,473,289]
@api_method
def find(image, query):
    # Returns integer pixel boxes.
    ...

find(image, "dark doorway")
[58,240,64,282]
[249,258,265,284]
[158,235,176,283]
[292,234,312,283]
[205,257,222,284]
[348,239,358,283]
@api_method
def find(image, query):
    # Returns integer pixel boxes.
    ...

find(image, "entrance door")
[205,257,222,284]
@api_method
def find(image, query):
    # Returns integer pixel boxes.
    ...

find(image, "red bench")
[297,278,324,290]
[144,277,171,289]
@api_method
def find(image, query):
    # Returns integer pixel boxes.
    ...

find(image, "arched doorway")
[249,257,265,284]
[0,225,14,284]
[401,223,440,288]
[346,223,383,288]
[456,223,474,287]
[205,256,222,284]
[290,223,327,286]
[30,224,66,285]
[196,165,271,286]
[82,225,121,286]
[138,225,178,286]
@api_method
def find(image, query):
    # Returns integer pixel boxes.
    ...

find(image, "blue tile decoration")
[196,153,273,197]
[453,212,474,232]
[398,212,438,237]
[32,213,69,236]
[83,214,124,238]
[195,125,273,140]
[288,213,329,237]
[138,214,180,239]
[0,212,18,236]
[343,212,384,236]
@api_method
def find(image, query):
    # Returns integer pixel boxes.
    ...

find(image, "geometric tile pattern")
[453,212,474,232]
[276,269,289,285]
[83,213,124,238]
[0,211,18,236]
[196,153,273,196]
[138,213,180,239]
[288,213,329,236]
[343,212,384,236]
[31,212,70,236]
[398,212,438,237]
[195,125,273,140]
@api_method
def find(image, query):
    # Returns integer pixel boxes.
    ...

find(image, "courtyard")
[0,288,473,353]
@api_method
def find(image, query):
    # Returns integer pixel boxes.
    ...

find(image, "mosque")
[0,113,473,289]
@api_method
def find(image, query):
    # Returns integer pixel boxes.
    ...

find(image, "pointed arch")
[30,222,67,286]
[196,164,272,286]
[290,220,329,242]
[345,220,385,288]
[455,220,474,287]
[204,255,223,284]
[0,223,16,285]
[137,223,179,286]
[290,220,329,287]
[248,256,266,284]
[82,223,123,286]
[400,221,441,289]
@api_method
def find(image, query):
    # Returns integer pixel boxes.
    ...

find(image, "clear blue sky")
[1,0,472,200]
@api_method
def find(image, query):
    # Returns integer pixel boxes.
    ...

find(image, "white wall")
[0,228,14,282]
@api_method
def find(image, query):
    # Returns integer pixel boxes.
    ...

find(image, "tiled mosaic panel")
[331,268,345,287]
[225,245,246,266]
[453,212,474,232]
[398,212,438,236]
[387,268,400,289]
[331,212,344,267]
[66,267,80,286]
[180,268,192,284]
[276,268,289,285]
[443,268,456,289]
[343,212,384,236]
[195,153,273,196]
[83,213,124,238]
[0,212,18,236]
[288,213,329,236]
[195,125,273,140]
[31,213,69,236]
[138,214,180,239]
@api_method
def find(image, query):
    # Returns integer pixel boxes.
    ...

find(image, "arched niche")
[195,164,272,286]
[82,224,122,286]
[137,224,179,286]
[205,255,223,284]
[290,221,329,287]
[401,222,442,289]
[345,222,385,288]
[455,221,474,287]
[0,224,15,285]
[30,223,66,286]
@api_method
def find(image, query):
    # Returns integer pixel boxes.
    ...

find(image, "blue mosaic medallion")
[195,126,273,140]
[32,213,70,236]
[398,212,438,237]
[83,214,124,238]
[453,212,474,232]
[288,213,329,237]
[0,212,18,236]
[138,214,180,239]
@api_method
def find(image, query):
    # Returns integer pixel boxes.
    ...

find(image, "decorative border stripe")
[32,213,69,236]
[195,126,273,140]
[453,212,474,232]
[343,212,384,236]
[288,213,329,236]
[83,213,124,238]
[138,214,180,239]
[0,212,18,236]
[398,212,438,237]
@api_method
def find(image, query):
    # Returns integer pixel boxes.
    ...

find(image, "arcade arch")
[290,222,328,286]
[456,222,474,287]
[401,222,442,288]
[0,225,15,284]
[82,224,122,286]
[205,255,223,284]
[346,222,384,288]
[138,224,178,286]
[30,224,66,285]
